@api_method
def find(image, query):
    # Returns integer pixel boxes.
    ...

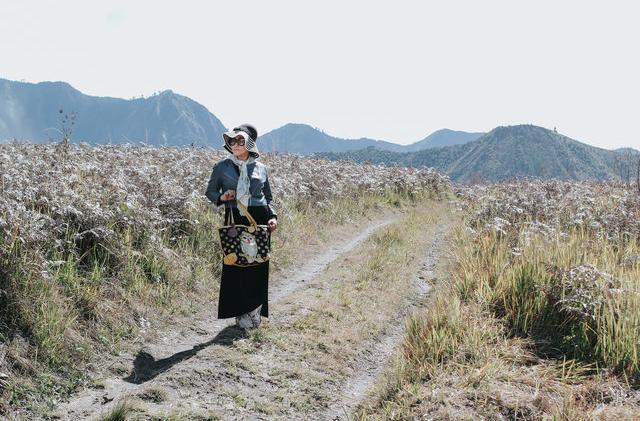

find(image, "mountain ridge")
[0,78,227,146]
[1,78,636,184]
[318,124,624,183]
[258,123,483,154]
[405,128,484,151]
[0,78,482,151]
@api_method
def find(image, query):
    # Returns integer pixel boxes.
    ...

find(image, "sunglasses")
[227,136,246,147]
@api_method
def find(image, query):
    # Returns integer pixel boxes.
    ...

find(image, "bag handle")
[237,202,259,228]
[224,201,258,228]
[227,205,236,226]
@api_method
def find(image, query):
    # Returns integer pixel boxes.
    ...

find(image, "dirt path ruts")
[53,214,401,420]
[322,222,452,420]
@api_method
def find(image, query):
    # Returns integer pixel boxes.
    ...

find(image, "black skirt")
[217,205,272,319]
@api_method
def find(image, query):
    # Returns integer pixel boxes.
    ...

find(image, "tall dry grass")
[0,142,449,415]
[358,181,640,419]
[455,181,640,380]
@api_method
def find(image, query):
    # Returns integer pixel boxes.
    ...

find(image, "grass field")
[0,143,449,416]
[358,180,640,419]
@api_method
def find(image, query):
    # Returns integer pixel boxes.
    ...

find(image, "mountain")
[258,124,483,155]
[318,125,622,183]
[258,123,407,154]
[446,125,618,182]
[0,78,226,146]
[615,147,640,156]
[404,128,484,151]
[0,78,481,152]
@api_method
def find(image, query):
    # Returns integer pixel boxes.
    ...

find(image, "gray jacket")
[205,158,277,219]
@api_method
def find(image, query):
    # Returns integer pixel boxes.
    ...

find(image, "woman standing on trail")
[205,124,277,329]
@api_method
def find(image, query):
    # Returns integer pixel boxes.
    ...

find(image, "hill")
[404,128,484,151]
[258,123,407,153]
[0,78,227,146]
[319,125,622,183]
[0,78,482,153]
[615,147,640,156]
[259,124,483,154]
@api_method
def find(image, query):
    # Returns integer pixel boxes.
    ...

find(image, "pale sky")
[1,0,639,150]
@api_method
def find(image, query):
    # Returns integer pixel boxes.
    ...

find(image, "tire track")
[322,222,452,421]
[53,215,401,420]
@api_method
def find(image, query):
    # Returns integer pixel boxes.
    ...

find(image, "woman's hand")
[267,218,278,232]
[220,190,236,202]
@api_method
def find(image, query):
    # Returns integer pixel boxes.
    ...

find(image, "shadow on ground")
[123,325,246,384]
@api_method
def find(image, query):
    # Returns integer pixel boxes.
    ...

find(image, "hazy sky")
[1,1,639,149]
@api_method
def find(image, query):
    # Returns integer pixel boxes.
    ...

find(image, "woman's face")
[229,135,249,159]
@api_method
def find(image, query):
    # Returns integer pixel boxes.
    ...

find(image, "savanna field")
[1,142,639,419]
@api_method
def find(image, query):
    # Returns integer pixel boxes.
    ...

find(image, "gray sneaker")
[235,313,253,329]
[248,304,262,327]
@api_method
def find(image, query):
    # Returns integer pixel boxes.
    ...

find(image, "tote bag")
[218,203,271,267]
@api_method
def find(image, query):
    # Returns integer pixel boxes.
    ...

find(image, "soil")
[45,206,453,420]
[321,222,451,420]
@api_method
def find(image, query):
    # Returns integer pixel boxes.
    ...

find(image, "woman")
[205,124,277,329]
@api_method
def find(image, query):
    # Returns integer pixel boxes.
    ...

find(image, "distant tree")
[59,108,76,147]
[44,108,76,152]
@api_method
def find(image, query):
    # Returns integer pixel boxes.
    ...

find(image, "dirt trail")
[322,222,451,420]
[52,213,402,420]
